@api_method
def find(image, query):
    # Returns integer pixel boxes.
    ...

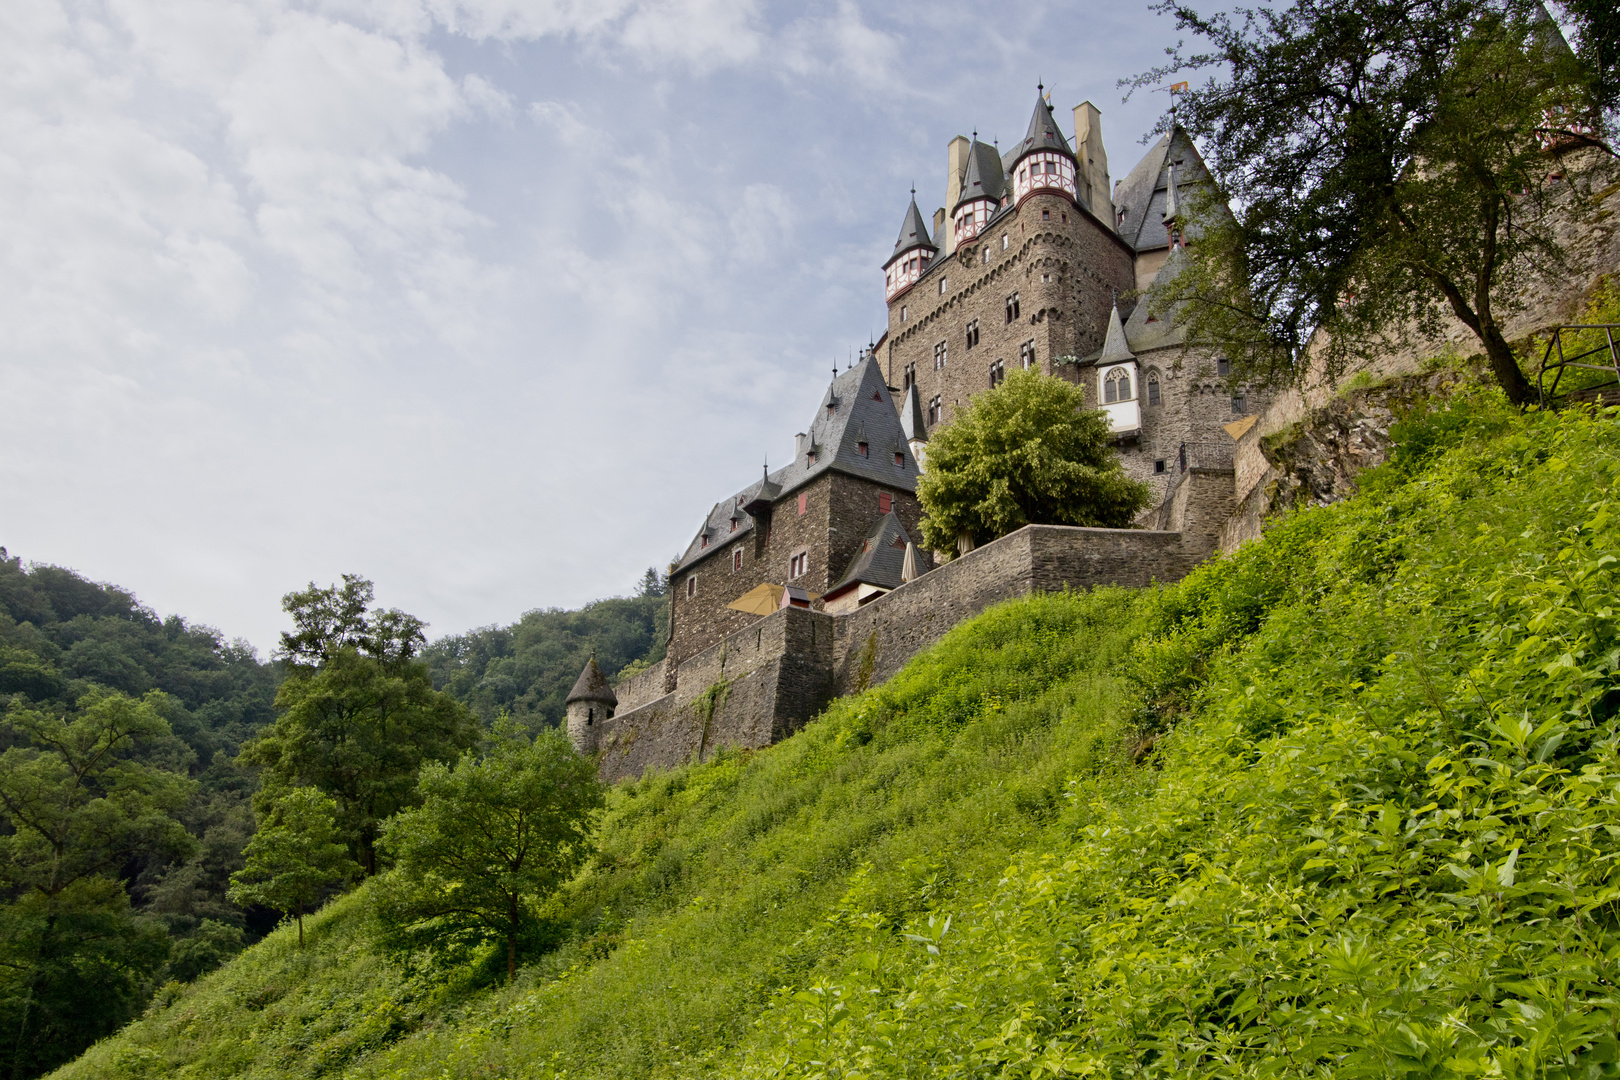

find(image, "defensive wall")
[588,484,1226,783]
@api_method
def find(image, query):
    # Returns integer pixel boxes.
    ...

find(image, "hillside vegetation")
[57,393,1620,1078]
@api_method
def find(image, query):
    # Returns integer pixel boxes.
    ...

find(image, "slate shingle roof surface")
[953,139,1007,211]
[889,197,937,263]
[674,356,920,573]
[830,512,912,595]
[1009,92,1077,165]
[566,657,617,706]
[1112,126,1209,254]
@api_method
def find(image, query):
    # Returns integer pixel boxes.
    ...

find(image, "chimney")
[1072,101,1112,227]
[795,432,808,458]
[932,207,947,249]
[944,135,971,255]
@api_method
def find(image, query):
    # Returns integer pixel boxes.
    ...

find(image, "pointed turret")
[951,140,1007,244]
[565,655,617,755]
[1009,87,1079,209]
[1099,302,1135,365]
[1162,164,1184,249]
[884,194,938,301]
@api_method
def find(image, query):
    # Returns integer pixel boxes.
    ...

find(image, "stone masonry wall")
[886,192,1134,428]
[613,659,667,713]
[591,523,1212,783]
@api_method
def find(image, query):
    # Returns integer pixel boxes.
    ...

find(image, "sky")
[0,0,1186,654]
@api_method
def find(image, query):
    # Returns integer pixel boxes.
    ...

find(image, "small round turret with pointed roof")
[882,191,938,301]
[565,654,617,755]
[1008,87,1079,208]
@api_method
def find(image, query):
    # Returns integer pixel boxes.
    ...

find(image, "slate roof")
[899,381,928,444]
[1111,126,1210,254]
[674,356,920,574]
[566,656,617,706]
[1078,248,1193,364]
[953,139,1007,211]
[1098,302,1135,364]
[888,196,937,265]
[1009,91,1076,166]
[828,513,911,597]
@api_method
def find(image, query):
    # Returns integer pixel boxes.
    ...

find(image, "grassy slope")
[60,393,1620,1078]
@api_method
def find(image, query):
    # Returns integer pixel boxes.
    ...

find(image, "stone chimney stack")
[1072,101,1112,226]
[931,207,947,250]
[943,135,971,255]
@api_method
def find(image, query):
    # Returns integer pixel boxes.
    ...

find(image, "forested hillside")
[422,568,670,727]
[54,390,1620,1078]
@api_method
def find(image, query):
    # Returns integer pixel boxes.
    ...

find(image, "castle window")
[894,451,904,467]
[1041,272,1050,283]
[789,550,808,579]
[1147,374,1161,406]
[966,319,979,349]
[1019,341,1035,369]
[1232,393,1246,414]
[1005,292,1020,323]
[879,491,892,514]
[900,305,907,322]
[730,518,738,533]
[982,247,990,264]
[1042,209,1050,221]
[686,576,696,599]
[701,533,710,549]
[902,362,916,390]
[939,275,949,295]
[1061,212,1067,223]
[733,548,743,571]
[989,358,1006,388]
[798,492,808,515]
[1216,358,1231,377]
[1104,368,1132,403]
[827,401,837,418]
[1154,459,1167,474]
[927,395,942,426]
[1001,234,1009,250]
[857,441,868,457]
[933,340,947,371]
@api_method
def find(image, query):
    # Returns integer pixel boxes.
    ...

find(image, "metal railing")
[1537,324,1620,409]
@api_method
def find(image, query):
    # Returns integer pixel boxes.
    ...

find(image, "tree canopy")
[1134,0,1605,404]
[227,787,357,947]
[915,370,1151,553]
[375,718,604,981]
[240,579,476,875]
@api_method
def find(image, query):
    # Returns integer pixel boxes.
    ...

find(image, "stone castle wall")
[594,520,1214,783]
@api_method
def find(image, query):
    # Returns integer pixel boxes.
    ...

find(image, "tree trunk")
[1481,320,1535,406]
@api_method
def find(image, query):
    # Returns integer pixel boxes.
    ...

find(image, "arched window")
[1147,373,1161,406]
[1104,368,1132,404]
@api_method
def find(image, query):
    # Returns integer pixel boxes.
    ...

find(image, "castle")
[566,89,1264,779]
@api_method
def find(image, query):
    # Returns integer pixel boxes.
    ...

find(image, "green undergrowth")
[57,391,1620,1078]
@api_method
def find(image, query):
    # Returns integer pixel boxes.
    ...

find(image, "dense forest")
[421,567,670,727]
[0,556,669,1080]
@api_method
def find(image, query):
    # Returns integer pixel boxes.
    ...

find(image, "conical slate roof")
[889,196,936,263]
[899,382,928,443]
[566,656,617,706]
[1099,302,1135,364]
[953,140,1007,211]
[1011,90,1075,165]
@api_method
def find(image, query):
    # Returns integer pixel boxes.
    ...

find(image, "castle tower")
[1008,88,1079,209]
[564,655,617,756]
[950,140,1006,246]
[883,194,937,302]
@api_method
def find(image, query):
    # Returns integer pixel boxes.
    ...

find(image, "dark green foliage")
[375,719,604,981]
[422,573,669,728]
[916,369,1152,551]
[1133,0,1597,403]
[0,692,196,1080]
[241,579,477,876]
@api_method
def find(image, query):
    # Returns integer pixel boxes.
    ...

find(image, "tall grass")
[57,392,1620,1079]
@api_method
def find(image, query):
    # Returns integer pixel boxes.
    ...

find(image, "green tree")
[916,370,1151,553]
[0,691,196,1079]
[1133,0,1601,404]
[240,578,475,875]
[375,718,605,982]
[227,787,356,947]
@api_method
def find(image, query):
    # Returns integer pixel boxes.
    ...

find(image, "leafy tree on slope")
[240,578,475,875]
[375,717,604,982]
[227,787,357,947]
[1133,0,1605,404]
[916,370,1151,554]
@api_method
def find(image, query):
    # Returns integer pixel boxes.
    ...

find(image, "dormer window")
[827,402,837,418]
[730,518,739,533]
[879,491,892,514]
[701,534,711,549]
[857,441,868,457]
[894,451,904,467]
